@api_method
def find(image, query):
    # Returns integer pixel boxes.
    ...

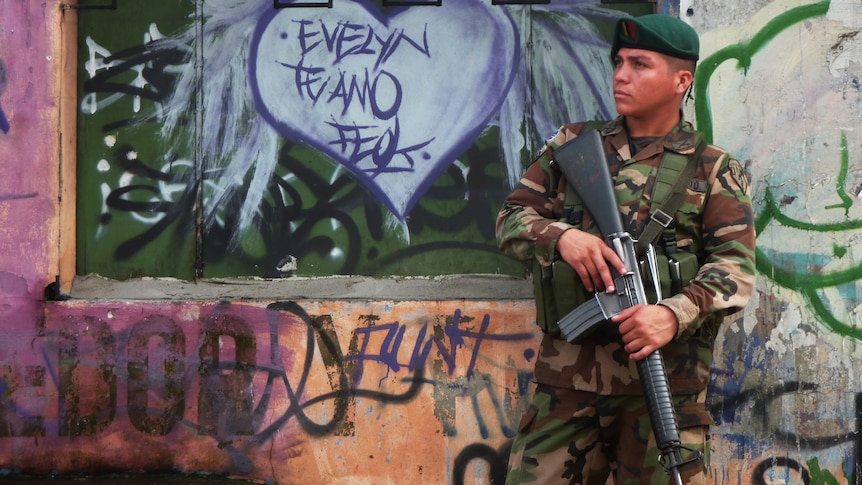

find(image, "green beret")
[611,14,700,61]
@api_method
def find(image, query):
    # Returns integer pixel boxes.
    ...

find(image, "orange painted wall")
[0,300,536,483]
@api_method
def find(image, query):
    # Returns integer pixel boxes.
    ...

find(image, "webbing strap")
[636,136,706,255]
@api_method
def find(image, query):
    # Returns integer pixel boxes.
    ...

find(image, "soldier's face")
[612,48,683,119]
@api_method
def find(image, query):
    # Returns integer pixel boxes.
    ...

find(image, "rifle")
[552,130,701,485]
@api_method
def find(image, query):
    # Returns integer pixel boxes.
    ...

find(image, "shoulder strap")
[635,136,707,255]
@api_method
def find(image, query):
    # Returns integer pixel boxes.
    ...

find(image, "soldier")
[497,14,756,485]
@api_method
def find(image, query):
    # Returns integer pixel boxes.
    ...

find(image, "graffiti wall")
[4,0,862,483]
[4,299,539,483]
[74,0,627,280]
[693,0,862,483]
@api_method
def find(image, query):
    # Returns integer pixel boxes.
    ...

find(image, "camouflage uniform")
[497,117,756,484]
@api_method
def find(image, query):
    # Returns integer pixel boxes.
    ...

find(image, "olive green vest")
[532,121,706,336]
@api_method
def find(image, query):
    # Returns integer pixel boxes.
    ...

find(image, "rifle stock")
[552,130,702,483]
[553,130,624,238]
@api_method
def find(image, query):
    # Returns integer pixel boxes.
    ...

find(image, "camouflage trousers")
[506,384,711,485]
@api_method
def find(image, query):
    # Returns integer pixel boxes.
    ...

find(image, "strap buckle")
[650,209,674,228]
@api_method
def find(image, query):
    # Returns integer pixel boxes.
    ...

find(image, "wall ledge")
[69,274,535,301]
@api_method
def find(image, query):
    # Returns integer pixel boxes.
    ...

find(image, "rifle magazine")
[558,297,606,343]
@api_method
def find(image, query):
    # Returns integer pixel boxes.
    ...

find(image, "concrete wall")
[689,1,861,482]
[2,0,862,483]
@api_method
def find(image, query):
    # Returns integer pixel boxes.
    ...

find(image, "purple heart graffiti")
[249,0,518,220]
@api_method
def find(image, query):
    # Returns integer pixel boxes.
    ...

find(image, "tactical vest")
[533,121,707,336]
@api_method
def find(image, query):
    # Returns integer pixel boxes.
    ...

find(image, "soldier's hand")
[612,304,679,360]
[557,228,627,292]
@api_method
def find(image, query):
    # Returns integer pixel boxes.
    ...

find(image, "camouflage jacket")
[496,117,756,395]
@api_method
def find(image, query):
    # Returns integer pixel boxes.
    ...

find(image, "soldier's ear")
[675,70,693,95]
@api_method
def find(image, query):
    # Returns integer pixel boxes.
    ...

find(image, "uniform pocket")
[530,259,592,337]
[531,260,560,336]
[669,251,699,295]
[675,401,713,429]
[674,400,712,476]
[551,260,589,317]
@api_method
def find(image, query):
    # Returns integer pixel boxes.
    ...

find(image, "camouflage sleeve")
[659,152,757,338]
[496,127,576,266]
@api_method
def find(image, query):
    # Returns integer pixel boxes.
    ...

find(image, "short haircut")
[664,54,697,77]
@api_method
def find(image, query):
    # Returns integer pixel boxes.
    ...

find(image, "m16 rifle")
[552,130,702,485]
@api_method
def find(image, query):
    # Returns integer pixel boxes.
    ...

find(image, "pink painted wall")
[0,1,60,296]
[5,1,862,484]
